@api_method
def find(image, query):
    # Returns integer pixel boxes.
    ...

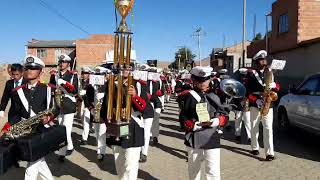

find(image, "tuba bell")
[220,79,246,98]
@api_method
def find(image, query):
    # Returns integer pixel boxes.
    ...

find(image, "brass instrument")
[220,79,246,98]
[243,97,250,112]
[2,108,54,140]
[105,0,135,139]
[260,69,278,117]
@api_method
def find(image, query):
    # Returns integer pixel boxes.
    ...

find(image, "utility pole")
[242,0,247,68]
[192,27,206,66]
[266,13,271,53]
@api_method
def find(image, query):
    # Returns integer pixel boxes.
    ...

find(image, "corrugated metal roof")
[27,40,76,48]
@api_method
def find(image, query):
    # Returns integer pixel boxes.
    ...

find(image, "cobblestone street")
[2,98,320,180]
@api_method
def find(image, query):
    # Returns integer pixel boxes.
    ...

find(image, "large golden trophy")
[105,0,135,139]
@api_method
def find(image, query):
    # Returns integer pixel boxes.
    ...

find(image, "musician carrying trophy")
[104,0,146,140]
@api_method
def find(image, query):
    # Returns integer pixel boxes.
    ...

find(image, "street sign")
[270,59,286,70]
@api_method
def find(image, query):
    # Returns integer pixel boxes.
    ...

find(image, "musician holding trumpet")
[246,50,280,161]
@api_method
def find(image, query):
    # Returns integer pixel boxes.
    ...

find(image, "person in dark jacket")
[246,50,280,161]
[49,53,79,161]
[101,68,146,180]
[1,55,59,180]
[0,63,26,122]
[181,66,228,180]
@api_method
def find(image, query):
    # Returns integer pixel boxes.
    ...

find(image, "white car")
[277,73,320,134]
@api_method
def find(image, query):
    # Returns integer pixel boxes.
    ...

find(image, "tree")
[252,33,262,42]
[169,47,196,70]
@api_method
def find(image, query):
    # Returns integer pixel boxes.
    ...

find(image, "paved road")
[2,98,320,180]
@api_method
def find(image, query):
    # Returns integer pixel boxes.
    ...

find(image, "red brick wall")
[269,0,299,53]
[27,48,71,65]
[298,0,320,42]
[76,34,114,66]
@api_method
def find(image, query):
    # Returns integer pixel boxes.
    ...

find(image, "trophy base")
[105,121,130,139]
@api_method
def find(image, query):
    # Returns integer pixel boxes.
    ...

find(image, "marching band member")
[90,66,108,161]
[49,54,79,162]
[100,68,146,180]
[136,65,155,163]
[246,50,280,161]
[2,56,59,180]
[149,69,162,146]
[234,68,251,142]
[79,67,93,145]
[0,63,26,121]
[181,66,228,180]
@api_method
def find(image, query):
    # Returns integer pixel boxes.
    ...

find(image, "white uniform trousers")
[250,107,274,156]
[81,108,91,141]
[159,96,165,110]
[141,118,153,156]
[58,113,75,156]
[25,158,53,180]
[165,93,170,102]
[234,111,251,138]
[187,147,220,180]
[151,108,161,138]
[94,123,107,155]
[112,146,141,180]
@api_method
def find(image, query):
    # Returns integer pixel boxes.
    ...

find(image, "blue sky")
[0,0,275,64]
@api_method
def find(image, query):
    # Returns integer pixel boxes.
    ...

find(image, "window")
[37,49,47,58]
[279,13,289,33]
[297,78,320,96]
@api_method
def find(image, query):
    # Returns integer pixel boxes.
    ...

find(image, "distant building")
[247,0,320,88]
[27,34,114,68]
[210,41,251,73]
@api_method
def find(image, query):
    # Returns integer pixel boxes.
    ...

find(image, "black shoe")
[247,138,251,144]
[139,154,147,163]
[97,154,104,162]
[89,128,94,134]
[235,136,241,142]
[58,155,65,162]
[80,140,88,145]
[66,149,74,156]
[153,137,158,145]
[250,150,259,155]
[266,155,275,161]
[13,161,20,168]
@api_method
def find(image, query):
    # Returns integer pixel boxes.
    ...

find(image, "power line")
[38,0,90,35]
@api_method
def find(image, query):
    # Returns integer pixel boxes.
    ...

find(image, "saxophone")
[260,69,278,117]
[2,108,54,140]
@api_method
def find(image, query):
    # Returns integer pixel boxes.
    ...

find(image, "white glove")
[193,122,202,131]
[97,93,105,100]
[0,111,4,118]
[270,82,277,89]
[57,79,67,85]
[210,118,220,128]
[79,90,86,96]
[256,99,263,108]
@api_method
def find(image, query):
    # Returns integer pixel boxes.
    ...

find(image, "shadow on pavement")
[161,111,179,117]
[46,154,101,180]
[155,143,187,160]
[160,129,184,140]
[220,144,265,161]
[274,125,320,162]
[160,115,179,123]
[138,169,160,180]
[159,122,181,132]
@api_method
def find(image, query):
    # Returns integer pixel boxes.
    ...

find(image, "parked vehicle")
[277,73,320,134]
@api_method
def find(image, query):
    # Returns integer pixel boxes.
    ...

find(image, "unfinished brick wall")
[298,0,320,42]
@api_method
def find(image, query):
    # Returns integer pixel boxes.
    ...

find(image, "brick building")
[247,0,320,90]
[27,34,114,68]
[27,39,76,66]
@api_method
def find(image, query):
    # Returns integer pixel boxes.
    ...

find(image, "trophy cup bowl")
[115,0,135,33]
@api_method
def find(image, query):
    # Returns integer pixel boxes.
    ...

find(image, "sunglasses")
[24,66,42,71]
[58,60,69,64]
